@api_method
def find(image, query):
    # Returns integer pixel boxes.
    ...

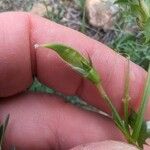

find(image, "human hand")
[0,12,149,150]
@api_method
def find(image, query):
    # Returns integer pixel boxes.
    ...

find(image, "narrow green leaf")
[139,0,150,18]
[41,44,100,85]
[41,43,128,137]
[143,18,150,42]
[97,84,128,138]
[123,58,131,133]
[128,109,136,130]
[129,110,150,148]
[137,121,148,148]
[132,64,150,141]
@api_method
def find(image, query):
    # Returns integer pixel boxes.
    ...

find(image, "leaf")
[97,84,128,139]
[42,44,100,85]
[139,0,150,18]
[143,18,150,42]
[129,110,150,148]
[138,121,149,148]
[130,4,143,17]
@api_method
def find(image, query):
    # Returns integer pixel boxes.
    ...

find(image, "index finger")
[0,12,148,117]
[30,13,148,116]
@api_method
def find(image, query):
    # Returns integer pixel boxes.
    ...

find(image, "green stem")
[132,64,150,141]
[123,59,130,132]
[139,0,150,18]
[96,84,125,130]
[80,1,86,33]
[96,84,138,144]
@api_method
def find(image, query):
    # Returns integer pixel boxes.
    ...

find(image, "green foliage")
[143,18,150,42]
[42,44,100,84]
[74,0,86,32]
[132,65,150,143]
[29,79,54,94]
[110,32,150,70]
[129,110,150,148]
[115,0,150,42]
[40,43,150,149]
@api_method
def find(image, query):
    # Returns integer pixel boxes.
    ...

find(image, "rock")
[86,0,119,30]
[30,2,47,16]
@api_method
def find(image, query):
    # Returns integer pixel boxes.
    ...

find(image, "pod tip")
[34,44,40,49]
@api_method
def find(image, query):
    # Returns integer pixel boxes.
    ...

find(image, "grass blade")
[123,58,131,132]
[132,64,150,141]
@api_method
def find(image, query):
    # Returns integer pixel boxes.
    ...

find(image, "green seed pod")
[42,44,100,85]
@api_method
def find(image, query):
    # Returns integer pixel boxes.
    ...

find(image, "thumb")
[70,140,138,150]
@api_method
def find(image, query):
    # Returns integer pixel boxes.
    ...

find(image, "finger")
[0,12,148,117]
[70,141,138,150]
[0,93,123,150]
[0,12,33,97]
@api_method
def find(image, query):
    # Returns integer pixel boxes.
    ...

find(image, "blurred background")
[1,0,150,111]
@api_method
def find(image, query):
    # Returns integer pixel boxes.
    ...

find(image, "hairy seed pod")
[42,44,100,85]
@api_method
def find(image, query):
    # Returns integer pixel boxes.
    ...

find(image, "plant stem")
[80,1,86,33]
[96,84,125,130]
[123,59,130,132]
[132,64,150,141]
[139,0,150,18]
[96,83,138,144]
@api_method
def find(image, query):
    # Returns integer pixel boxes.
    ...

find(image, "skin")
[71,141,138,150]
[0,12,149,149]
